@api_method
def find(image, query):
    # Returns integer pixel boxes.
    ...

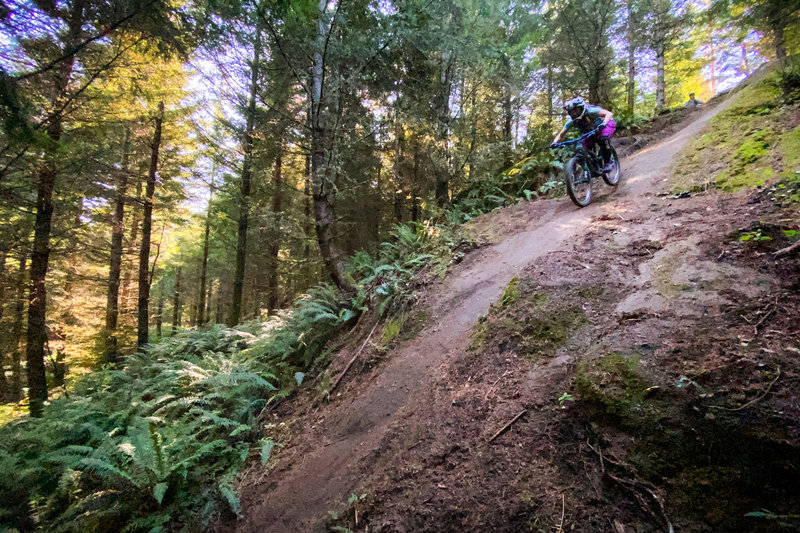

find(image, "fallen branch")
[330,321,380,392]
[587,442,673,533]
[774,239,800,257]
[488,408,527,443]
[606,472,674,533]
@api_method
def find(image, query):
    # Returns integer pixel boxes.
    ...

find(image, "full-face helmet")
[564,97,586,120]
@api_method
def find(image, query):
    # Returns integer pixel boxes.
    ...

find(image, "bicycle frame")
[552,129,605,176]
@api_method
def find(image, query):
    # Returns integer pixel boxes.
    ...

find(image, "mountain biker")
[551,97,616,173]
[683,92,703,109]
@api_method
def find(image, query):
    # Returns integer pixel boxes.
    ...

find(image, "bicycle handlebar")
[551,125,605,149]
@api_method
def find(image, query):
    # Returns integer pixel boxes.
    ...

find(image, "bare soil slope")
[231,96,800,532]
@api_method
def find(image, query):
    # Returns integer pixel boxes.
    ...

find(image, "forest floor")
[228,87,800,532]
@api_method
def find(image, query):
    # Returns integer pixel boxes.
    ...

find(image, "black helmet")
[565,97,586,119]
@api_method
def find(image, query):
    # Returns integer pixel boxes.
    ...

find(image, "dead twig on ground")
[754,307,774,336]
[587,441,674,533]
[488,408,527,443]
[555,493,566,533]
[774,239,800,258]
[331,321,380,392]
[710,365,781,412]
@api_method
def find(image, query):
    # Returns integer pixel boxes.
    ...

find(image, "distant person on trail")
[552,97,616,173]
[683,92,703,109]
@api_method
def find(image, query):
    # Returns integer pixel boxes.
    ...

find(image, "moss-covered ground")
[673,62,800,194]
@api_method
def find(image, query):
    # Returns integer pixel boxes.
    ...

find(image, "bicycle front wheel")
[566,155,592,208]
[602,147,621,186]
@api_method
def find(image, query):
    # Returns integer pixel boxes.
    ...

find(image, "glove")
[550,142,558,148]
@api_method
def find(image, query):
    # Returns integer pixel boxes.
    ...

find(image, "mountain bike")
[550,127,621,208]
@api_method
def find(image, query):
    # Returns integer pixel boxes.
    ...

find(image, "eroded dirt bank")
[230,98,800,532]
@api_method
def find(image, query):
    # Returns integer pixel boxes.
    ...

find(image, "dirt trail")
[233,103,727,532]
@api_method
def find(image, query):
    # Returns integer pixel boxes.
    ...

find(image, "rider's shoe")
[602,162,614,173]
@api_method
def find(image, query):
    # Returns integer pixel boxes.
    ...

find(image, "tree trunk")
[434,55,453,208]
[26,154,57,415]
[121,171,142,316]
[267,144,283,314]
[546,64,554,130]
[229,21,262,326]
[11,251,26,401]
[172,266,182,334]
[411,139,421,222]
[197,181,213,327]
[104,127,130,363]
[655,38,666,113]
[769,16,787,63]
[137,101,164,348]
[215,282,223,324]
[156,291,163,338]
[393,119,404,222]
[311,0,347,288]
[0,249,8,401]
[26,0,85,416]
[204,278,213,324]
[502,56,513,168]
[626,0,636,114]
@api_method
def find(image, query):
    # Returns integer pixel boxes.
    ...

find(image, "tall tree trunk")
[626,0,636,114]
[156,291,163,338]
[655,38,666,113]
[411,139,421,222]
[770,17,787,62]
[501,56,513,168]
[0,249,8,401]
[104,127,130,363]
[204,278,213,325]
[393,119,404,222]
[304,151,312,261]
[229,21,262,326]
[267,144,283,314]
[122,171,142,316]
[26,0,86,415]
[172,266,182,334]
[546,64,554,131]
[197,181,214,327]
[311,0,347,288]
[25,136,58,415]
[434,53,453,207]
[468,83,477,181]
[11,251,26,402]
[137,101,164,348]
[215,282,223,324]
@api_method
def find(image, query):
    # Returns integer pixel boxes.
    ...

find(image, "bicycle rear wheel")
[566,155,592,207]
[602,147,621,186]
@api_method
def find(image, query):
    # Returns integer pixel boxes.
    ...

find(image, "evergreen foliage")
[0,293,360,531]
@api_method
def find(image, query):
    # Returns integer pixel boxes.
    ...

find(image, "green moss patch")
[380,309,431,347]
[574,352,652,424]
[472,279,586,359]
[500,277,521,307]
[672,69,799,193]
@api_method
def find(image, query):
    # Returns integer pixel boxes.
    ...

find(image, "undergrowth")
[0,286,358,532]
